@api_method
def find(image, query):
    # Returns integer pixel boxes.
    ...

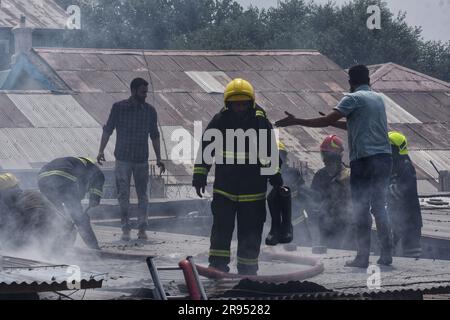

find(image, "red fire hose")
[194,252,324,283]
[179,259,202,300]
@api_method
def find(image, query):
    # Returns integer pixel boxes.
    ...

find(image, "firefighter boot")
[265,188,281,246]
[279,187,293,244]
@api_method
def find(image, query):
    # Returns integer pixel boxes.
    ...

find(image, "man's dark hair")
[130,78,149,91]
[348,65,370,86]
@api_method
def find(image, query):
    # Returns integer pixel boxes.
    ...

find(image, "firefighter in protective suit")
[387,131,422,258]
[193,78,283,275]
[309,135,353,249]
[0,173,76,252]
[38,157,105,250]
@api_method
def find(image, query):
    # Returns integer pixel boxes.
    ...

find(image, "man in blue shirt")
[276,65,393,268]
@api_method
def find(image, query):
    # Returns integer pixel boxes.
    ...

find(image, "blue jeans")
[350,154,393,258]
[115,161,149,232]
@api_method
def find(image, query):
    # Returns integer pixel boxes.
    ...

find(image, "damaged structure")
[0,9,450,300]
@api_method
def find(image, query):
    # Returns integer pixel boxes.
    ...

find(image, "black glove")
[269,173,283,188]
[193,175,207,198]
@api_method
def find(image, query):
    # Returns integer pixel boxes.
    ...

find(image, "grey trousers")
[115,160,149,232]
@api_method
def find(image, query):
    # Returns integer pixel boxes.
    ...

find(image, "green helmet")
[388,131,408,155]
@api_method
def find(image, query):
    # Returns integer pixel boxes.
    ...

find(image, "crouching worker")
[0,173,76,253]
[388,131,423,258]
[193,78,283,275]
[38,157,105,250]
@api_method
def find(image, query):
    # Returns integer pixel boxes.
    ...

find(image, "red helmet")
[320,135,344,154]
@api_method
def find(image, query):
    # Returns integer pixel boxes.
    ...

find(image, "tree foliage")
[56,0,450,81]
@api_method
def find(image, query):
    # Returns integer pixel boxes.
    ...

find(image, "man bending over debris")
[38,157,104,250]
[0,173,76,253]
[276,65,393,268]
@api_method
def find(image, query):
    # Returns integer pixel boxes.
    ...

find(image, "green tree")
[417,41,450,82]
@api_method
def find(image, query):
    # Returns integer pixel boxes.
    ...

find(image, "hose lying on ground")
[195,251,324,283]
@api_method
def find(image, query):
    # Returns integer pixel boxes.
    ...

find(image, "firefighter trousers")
[209,194,266,275]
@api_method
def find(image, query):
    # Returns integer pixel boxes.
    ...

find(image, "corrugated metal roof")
[0,0,67,29]
[0,93,33,128]
[409,150,450,179]
[77,71,129,93]
[0,128,116,169]
[185,71,229,93]
[0,256,105,294]
[408,123,450,149]
[370,63,450,92]
[205,55,253,71]
[0,129,30,169]
[380,93,422,124]
[1,49,447,193]
[386,92,450,124]
[150,71,203,93]
[72,92,129,125]
[7,94,100,128]
[0,124,199,170]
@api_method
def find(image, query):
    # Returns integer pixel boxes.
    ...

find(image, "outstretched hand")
[275,112,298,128]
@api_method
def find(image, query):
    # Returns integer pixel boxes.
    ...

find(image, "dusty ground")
[34,220,450,300]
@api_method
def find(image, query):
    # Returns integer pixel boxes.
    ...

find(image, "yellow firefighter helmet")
[278,141,287,152]
[388,131,408,155]
[224,78,255,103]
[0,173,19,191]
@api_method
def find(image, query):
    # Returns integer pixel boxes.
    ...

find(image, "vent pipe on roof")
[11,15,33,65]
